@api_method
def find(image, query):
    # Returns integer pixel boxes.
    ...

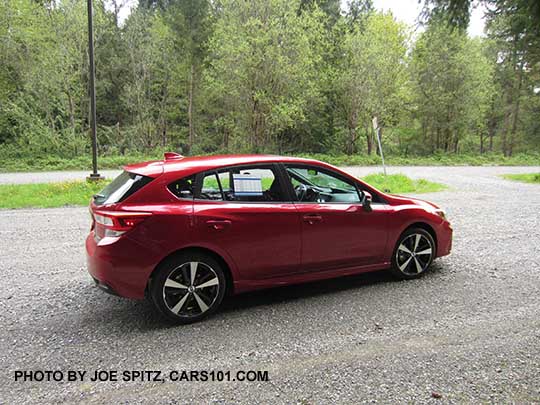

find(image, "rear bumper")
[91,276,120,296]
[86,232,157,299]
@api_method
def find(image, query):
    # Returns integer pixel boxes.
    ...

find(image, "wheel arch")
[146,246,235,297]
[401,222,438,251]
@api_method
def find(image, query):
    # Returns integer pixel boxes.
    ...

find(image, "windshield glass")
[93,171,153,206]
[288,168,356,192]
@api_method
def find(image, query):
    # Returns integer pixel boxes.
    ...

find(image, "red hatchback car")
[86,154,452,323]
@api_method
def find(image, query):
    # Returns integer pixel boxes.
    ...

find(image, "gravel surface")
[1,166,539,404]
[0,170,121,184]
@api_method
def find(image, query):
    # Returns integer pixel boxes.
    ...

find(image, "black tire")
[390,227,435,280]
[150,252,226,324]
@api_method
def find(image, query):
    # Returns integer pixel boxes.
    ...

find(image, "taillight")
[93,211,151,243]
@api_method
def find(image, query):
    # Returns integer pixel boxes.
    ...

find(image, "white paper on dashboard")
[233,174,263,196]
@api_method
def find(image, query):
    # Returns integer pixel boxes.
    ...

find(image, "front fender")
[383,205,445,260]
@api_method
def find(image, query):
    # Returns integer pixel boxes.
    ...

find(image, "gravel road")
[1,166,539,404]
[0,170,121,184]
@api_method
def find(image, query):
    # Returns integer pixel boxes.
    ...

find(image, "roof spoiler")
[164,152,184,161]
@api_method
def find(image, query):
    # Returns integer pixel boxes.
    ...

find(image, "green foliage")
[203,0,326,152]
[501,173,540,183]
[0,0,539,168]
[410,22,495,154]
[338,12,409,154]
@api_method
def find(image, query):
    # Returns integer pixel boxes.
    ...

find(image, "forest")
[0,0,539,166]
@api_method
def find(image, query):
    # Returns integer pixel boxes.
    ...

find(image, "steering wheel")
[295,184,322,202]
[294,184,308,201]
[304,187,320,202]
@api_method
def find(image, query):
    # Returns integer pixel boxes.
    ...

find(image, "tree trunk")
[365,121,372,155]
[508,61,524,157]
[223,127,229,150]
[479,130,484,154]
[348,127,356,155]
[251,96,263,151]
[111,0,120,27]
[347,110,358,155]
[188,64,195,149]
[162,119,167,146]
[421,120,426,148]
[501,102,511,157]
[489,131,494,151]
[67,92,75,132]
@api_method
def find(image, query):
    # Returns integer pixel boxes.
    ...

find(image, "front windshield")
[286,167,360,203]
[287,168,356,192]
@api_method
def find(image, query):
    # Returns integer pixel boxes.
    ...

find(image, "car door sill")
[233,261,391,294]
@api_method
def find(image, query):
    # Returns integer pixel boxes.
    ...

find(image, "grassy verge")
[0,152,539,172]
[501,173,540,184]
[0,173,445,209]
[362,173,446,194]
[0,180,109,209]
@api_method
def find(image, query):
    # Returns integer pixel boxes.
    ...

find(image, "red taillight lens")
[93,211,151,243]
[118,217,146,228]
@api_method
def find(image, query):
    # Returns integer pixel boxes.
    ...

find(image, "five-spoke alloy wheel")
[390,228,435,279]
[150,253,226,323]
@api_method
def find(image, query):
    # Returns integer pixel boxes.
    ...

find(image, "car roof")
[124,154,324,178]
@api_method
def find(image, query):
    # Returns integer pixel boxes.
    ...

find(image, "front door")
[283,164,389,272]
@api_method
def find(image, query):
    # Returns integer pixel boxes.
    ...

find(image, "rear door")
[283,164,389,272]
[191,164,301,280]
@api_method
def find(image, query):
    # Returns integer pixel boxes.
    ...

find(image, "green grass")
[0,173,444,209]
[362,173,446,194]
[0,180,110,209]
[0,151,539,172]
[501,173,540,184]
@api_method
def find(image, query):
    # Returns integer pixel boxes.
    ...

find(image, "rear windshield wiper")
[93,193,105,200]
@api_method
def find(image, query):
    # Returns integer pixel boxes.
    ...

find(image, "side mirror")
[362,191,373,212]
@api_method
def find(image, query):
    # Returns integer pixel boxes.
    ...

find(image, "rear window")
[93,171,153,206]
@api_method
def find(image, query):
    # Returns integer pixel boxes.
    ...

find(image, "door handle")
[206,219,231,230]
[302,214,322,225]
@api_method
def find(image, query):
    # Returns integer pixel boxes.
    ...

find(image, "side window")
[167,175,195,199]
[217,171,233,201]
[196,165,287,202]
[199,172,223,201]
[285,165,361,203]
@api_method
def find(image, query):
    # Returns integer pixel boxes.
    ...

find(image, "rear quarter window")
[94,171,153,206]
[167,176,195,199]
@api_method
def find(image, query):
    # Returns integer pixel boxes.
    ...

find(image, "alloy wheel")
[395,233,434,275]
[162,262,220,317]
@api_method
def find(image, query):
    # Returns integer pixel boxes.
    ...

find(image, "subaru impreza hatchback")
[86,154,452,323]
